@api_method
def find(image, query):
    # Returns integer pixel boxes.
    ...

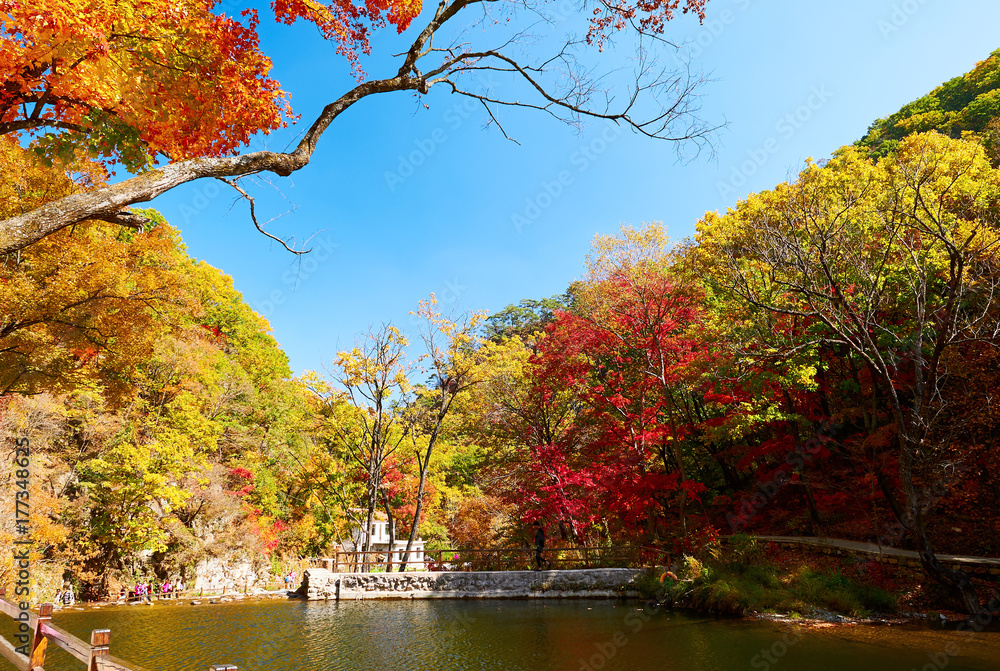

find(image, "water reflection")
[1,599,998,671]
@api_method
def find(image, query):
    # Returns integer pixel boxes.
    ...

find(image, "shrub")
[660,550,897,617]
[727,534,762,563]
[681,555,710,582]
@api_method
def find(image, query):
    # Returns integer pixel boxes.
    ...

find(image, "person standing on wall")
[533,521,552,571]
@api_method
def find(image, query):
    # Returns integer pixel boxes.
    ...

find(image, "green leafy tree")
[858,48,1000,159]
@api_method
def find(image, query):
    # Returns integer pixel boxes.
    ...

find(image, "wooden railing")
[0,588,238,671]
[311,545,664,573]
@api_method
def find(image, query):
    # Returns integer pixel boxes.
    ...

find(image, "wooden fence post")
[28,602,52,669]
[88,629,110,671]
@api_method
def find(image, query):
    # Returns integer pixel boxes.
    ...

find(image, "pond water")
[4,598,1000,671]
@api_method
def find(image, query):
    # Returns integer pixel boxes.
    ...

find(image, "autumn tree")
[397,296,485,569]
[481,291,579,342]
[0,200,322,594]
[699,133,1000,613]
[0,0,717,253]
[573,223,710,534]
[459,327,603,538]
[0,138,194,397]
[0,395,69,599]
[456,262,704,547]
[322,325,414,565]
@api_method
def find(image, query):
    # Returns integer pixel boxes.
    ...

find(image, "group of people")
[123,579,185,602]
[56,579,187,606]
[54,583,75,606]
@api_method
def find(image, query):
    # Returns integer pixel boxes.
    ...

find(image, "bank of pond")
[2,597,999,671]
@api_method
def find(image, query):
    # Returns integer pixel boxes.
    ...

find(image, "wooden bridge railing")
[311,545,665,573]
[0,588,237,671]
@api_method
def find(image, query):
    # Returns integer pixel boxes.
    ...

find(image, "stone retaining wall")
[302,568,645,600]
[757,537,1000,577]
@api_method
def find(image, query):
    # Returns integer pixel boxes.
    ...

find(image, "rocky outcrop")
[302,568,644,600]
[192,556,269,593]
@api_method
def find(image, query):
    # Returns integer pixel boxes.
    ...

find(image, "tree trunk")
[398,435,436,572]
[381,489,396,572]
[898,438,981,614]
[916,528,982,615]
[875,467,907,543]
[362,481,376,573]
[801,480,823,535]
[673,441,688,534]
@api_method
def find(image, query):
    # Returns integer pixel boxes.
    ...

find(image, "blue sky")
[149,0,1000,375]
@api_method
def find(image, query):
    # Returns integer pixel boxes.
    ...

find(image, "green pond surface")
[4,598,1000,671]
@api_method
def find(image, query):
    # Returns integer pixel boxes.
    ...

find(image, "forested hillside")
[0,159,318,596]
[2,50,999,613]
[858,48,1000,160]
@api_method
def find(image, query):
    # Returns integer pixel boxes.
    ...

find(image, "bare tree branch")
[217,178,310,255]
[0,0,721,254]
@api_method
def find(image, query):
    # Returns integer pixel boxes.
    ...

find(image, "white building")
[341,512,426,569]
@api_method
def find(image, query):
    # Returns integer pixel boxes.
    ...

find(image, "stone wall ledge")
[302,568,645,601]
